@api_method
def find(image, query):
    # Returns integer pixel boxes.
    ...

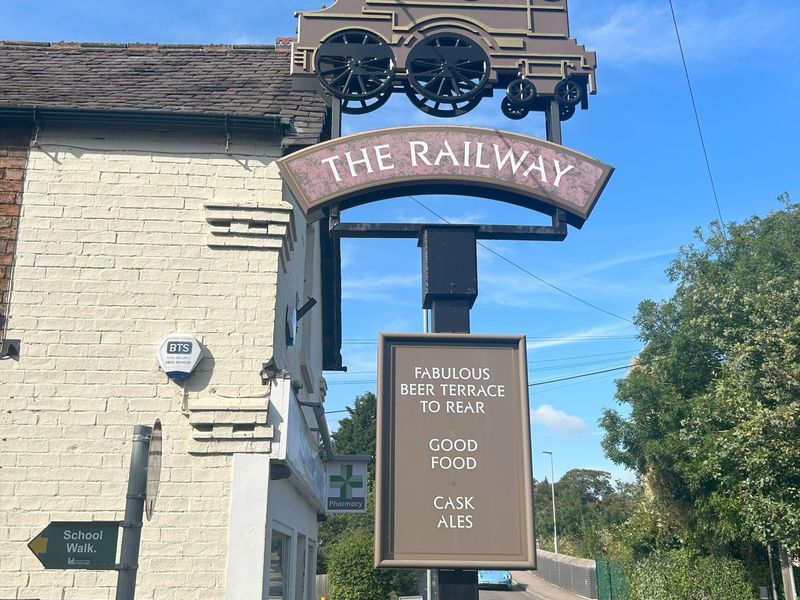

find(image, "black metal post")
[545,99,562,145]
[420,226,478,334]
[321,98,347,371]
[330,95,342,138]
[420,225,479,600]
[116,424,152,600]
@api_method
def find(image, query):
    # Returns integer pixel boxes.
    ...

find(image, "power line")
[529,348,640,364]
[667,0,727,238]
[530,363,633,386]
[325,349,641,376]
[531,351,714,387]
[532,354,640,373]
[529,370,623,393]
[327,350,722,387]
[340,335,636,345]
[407,195,634,323]
[325,362,637,387]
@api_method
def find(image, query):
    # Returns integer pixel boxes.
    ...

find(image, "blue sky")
[4,0,800,483]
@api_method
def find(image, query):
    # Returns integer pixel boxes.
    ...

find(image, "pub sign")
[375,333,536,569]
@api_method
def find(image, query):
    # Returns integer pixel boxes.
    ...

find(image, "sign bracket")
[545,99,563,146]
[329,205,568,242]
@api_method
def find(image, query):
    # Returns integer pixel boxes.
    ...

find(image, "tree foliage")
[534,469,638,558]
[327,528,413,600]
[627,549,755,600]
[331,391,378,459]
[601,203,800,553]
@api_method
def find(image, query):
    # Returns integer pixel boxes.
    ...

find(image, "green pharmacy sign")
[327,461,368,513]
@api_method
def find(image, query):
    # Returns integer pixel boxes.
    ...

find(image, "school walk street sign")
[28,521,120,570]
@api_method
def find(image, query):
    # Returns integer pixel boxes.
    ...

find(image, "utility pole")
[542,450,558,554]
[780,544,797,600]
[116,424,152,600]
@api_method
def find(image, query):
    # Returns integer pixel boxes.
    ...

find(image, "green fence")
[596,558,628,600]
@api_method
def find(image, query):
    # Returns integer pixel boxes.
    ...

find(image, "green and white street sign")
[327,460,368,513]
[28,521,120,570]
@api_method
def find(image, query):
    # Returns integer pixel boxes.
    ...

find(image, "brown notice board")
[375,333,536,569]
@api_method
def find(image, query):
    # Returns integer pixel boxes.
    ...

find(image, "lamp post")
[542,450,558,554]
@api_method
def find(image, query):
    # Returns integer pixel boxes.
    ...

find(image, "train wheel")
[407,33,489,105]
[501,97,529,120]
[404,82,481,118]
[559,103,576,121]
[506,78,536,107]
[553,78,584,106]
[314,30,395,101]
[340,88,393,114]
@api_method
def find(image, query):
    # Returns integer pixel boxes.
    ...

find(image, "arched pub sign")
[278,125,612,228]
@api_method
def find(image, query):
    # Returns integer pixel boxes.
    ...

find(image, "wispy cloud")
[340,244,355,270]
[342,273,418,302]
[477,243,675,310]
[567,248,677,278]
[526,322,633,351]
[339,345,378,374]
[231,34,262,45]
[478,265,630,310]
[531,404,589,435]
[396,210,486,225]
[575,1,799,69]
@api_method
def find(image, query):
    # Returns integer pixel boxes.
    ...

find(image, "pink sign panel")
[278,125,613,226]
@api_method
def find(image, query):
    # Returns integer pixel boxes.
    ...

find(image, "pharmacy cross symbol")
[330,464,364,499]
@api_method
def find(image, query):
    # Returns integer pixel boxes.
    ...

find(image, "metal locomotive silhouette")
[291,0,597,119]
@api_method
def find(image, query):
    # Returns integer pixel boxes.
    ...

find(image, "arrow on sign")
[28,534,48,556]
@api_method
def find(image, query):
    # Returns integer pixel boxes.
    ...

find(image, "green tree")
[601,203,800,554]
[534,470,637,558]
[627,549,755,600]
[327,528,409,600]
[331,391,377,459]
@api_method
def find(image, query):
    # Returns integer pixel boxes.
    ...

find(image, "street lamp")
[542,450,558,554]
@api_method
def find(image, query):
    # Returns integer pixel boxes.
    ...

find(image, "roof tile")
[0,41,328,144]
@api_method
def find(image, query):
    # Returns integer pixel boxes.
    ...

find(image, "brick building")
[0,41,333,599]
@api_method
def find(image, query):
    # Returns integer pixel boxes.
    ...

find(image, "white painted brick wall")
[0,127,317,599]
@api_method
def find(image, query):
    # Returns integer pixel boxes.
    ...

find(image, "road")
[479,571,588,600]
[479,585,532,599]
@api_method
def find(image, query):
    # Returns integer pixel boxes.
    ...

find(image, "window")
[306,541,317,600]
[269,530,291,600]
[295,534,307,600]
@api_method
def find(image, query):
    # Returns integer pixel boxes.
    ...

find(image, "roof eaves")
[0,106,287,136]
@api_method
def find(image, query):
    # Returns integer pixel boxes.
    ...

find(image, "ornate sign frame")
[278,125,613,229]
